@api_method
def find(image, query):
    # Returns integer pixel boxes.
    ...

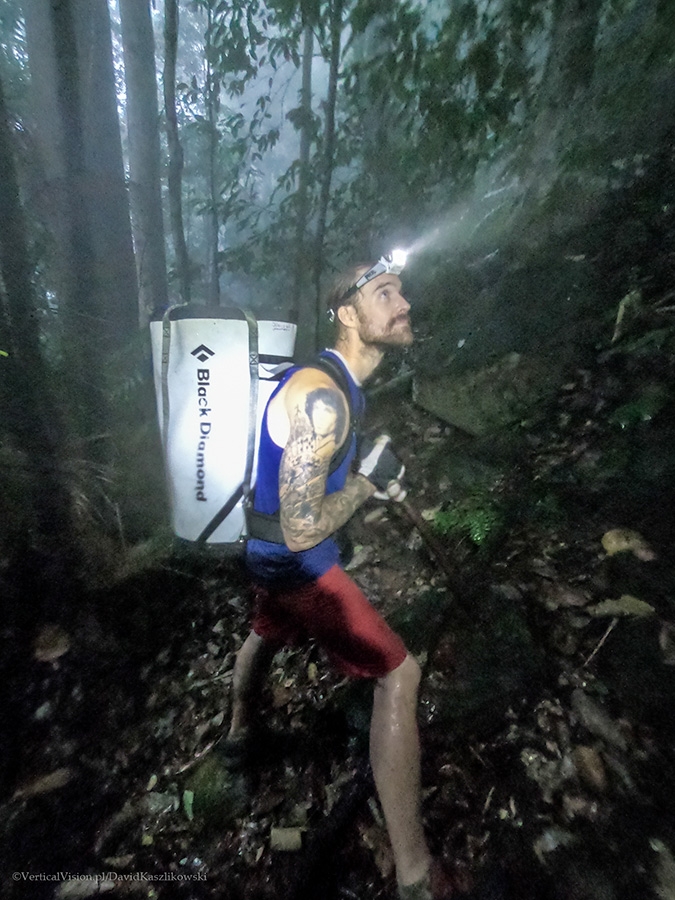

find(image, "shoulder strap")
[196,309,259,544]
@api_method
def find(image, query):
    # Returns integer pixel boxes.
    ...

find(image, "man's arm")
[279,373,375,552]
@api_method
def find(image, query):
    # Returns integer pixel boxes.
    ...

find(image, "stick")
[396,498,476,609]
[582,617,618,668]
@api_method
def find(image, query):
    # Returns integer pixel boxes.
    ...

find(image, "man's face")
[351,272,413,348]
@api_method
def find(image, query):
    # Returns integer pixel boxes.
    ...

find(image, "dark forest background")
[1,3,675,898]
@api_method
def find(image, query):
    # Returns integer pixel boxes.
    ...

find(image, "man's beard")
[358,312,413,348]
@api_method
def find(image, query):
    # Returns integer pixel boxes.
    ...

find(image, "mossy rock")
[413,352,564,436]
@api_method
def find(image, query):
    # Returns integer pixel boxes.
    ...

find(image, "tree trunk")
[24,0,138,382]
[164,0,192,306]
[0,71,81,621]
[313,0,343,314]
[205,5,221,306]
[74,0,139,345]
[293,23,316,361]
[24,0,104,441]
[119,0,169,324]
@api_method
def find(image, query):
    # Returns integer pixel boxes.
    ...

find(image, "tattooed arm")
[278,370,375,552]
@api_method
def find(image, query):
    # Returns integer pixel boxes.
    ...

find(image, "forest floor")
[2,322,675,900]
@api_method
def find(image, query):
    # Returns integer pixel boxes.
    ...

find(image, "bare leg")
[228,629,275,738]
[370,654,432,888]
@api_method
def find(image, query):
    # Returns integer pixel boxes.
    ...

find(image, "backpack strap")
[196,309,259,544]
[246,353,362,544]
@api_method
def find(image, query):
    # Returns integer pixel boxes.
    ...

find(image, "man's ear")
[337,303,358,329]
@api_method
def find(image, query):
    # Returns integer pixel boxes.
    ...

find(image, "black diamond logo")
[191,344,215,363]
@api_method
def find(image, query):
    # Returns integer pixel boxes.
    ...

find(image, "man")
[224,261,456,900]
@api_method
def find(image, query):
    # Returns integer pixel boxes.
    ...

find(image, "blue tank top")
[246,350,365,585]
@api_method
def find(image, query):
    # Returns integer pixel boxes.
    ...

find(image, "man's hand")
[357,435,407,502]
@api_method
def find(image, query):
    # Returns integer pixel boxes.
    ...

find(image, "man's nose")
[398,293,410,312]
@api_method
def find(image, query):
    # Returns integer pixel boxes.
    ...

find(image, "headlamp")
[338,249,408,307]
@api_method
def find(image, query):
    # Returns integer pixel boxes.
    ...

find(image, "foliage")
[433,486,505,547]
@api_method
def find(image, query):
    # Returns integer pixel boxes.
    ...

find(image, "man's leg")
[228,629,275,739]
[370,654,432,889]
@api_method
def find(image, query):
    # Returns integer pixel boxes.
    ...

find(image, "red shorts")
[251,564,407,679]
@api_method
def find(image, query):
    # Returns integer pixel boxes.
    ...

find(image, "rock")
[414,352,565,436]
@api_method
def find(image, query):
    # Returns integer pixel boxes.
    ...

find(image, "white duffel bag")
[150,305,296,547]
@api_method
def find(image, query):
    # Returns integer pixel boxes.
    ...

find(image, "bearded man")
[224,260,456,900]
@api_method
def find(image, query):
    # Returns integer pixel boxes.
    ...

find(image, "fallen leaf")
[421,505,442,521]
[588,595,655,618]
[541,582,591,610]
[659,623,675,665]
[102,855,135,868]
[272,685,294,708]
[572,745,607,792]
[533,826,576,862]
[345,545,373,570]
[571,690,627,751]
[270,826,303,851]
[13,767,73,799]
[364,507,387,524]
[33,623,71,662]
[601,528,657,561]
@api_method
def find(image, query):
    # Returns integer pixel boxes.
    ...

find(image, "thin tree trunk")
[119,0,168,324]
[314,0,343,312]
[205,5,221,306]
[293,23,315,361]
[164,0,192,306]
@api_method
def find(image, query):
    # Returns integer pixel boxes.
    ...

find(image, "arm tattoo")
[279,385,373,550]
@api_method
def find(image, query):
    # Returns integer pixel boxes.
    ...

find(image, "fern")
[433,490,503,547]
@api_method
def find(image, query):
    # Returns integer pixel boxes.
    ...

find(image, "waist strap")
[246,506,285,544]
